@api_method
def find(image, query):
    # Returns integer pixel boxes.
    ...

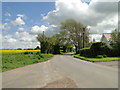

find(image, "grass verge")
[74,55,120,62]
[2,52,53,72]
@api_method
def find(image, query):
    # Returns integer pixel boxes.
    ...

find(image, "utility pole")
[42,30,45,39]
[43,31,44,36]
[83,27,85,48]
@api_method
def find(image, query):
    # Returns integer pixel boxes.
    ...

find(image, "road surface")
[2,54,118,88]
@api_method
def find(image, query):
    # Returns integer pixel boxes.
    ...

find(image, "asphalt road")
[2,54,118,88]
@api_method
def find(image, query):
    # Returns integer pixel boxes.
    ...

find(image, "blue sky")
[2,2,55,36]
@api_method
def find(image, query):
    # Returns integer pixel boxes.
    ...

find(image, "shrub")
[90,42,112,57]
[111,48,119,57]
[24,52,34,54]
[29,52,33,54]
[80,48,92,58]
[33,60,39,63]
[35,52,41,55]
[17,48,22,50]
[103,54,107,58]
[24,52,29,54]
[76,49,80,54]
[96,55,103,58]
[39,55,43,58]
[80,42,113,57]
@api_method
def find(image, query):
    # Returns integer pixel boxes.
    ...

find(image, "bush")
[90,42,112,57]
[110,48,119,57]
[103,54,107,58]
[80,48,92,57]
[24,52,29,54]
[29,52,32,54]
[35,52,41,55]
[24,52,34,54]
[96,55,103,58]
[80,42,113,57]
[17,48,22,50]
[76,49,80,54]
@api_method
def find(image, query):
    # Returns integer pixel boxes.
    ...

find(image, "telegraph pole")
[43,31,44,36]
[83,27,85,48]
[43,30,45,39]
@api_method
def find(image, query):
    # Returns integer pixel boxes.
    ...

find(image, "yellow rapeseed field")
[0,50,40,53]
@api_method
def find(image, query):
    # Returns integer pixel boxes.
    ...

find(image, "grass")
[74,55,120,62]
[2,52,53,72]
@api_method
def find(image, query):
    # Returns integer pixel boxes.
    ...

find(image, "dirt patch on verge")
[42,77,78,88]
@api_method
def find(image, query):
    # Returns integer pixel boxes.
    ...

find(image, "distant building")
[101,33,112,44]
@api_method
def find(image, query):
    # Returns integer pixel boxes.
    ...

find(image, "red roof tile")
[103,33,112,42]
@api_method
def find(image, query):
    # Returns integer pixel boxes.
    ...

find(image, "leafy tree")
[48,35,60,54]
[17,48,22,50]
[60,19,89,53]
[111,29,119,43]
[55,30,73,53]
[37,34,50,53]
[62,42,73,53]
[37,34,61,54]
[111,29,120,56]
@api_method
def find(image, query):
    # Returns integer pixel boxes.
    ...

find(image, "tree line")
[37,19,90,54]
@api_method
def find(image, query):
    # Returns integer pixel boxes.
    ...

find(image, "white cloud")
[18,27,25,31]
[30,25,48,35]
[17,14,24,18]
[0,24,4,29]
[4,35,12,39]
[2,32,39,49]
[11,17,25,26]
[0,34,2,40]
[0,23,10,30]
[2,34,17,49]
[0,34,2,49]
[42,0,117,40]
[41,14,45,17]
[5,12,11,17]
[15,32,20,38]
[8,38,17,42]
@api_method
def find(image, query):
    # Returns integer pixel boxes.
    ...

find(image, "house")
[101,33,112,45]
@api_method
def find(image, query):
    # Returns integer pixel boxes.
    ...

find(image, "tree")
[111,29,120,56]
[55,30,73,53]
[48,35,60,54]
[17,48,22,50]
[60,19,89,53]
[64,42,73,52]
[111,29,120,48]
[37,33,61,54]
[111,29,120,43]
[37,34,50,53]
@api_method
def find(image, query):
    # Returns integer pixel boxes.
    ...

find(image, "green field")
[2,52,53,72]
[74,55,120,62]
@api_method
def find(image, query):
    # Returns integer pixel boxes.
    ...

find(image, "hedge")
[80,42,117,57]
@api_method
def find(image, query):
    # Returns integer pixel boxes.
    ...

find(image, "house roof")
[103,33,112,42]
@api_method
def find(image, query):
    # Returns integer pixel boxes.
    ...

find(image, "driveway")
[2,54,118,88]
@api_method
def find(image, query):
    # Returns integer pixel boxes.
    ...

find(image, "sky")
[0,0,118,49]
